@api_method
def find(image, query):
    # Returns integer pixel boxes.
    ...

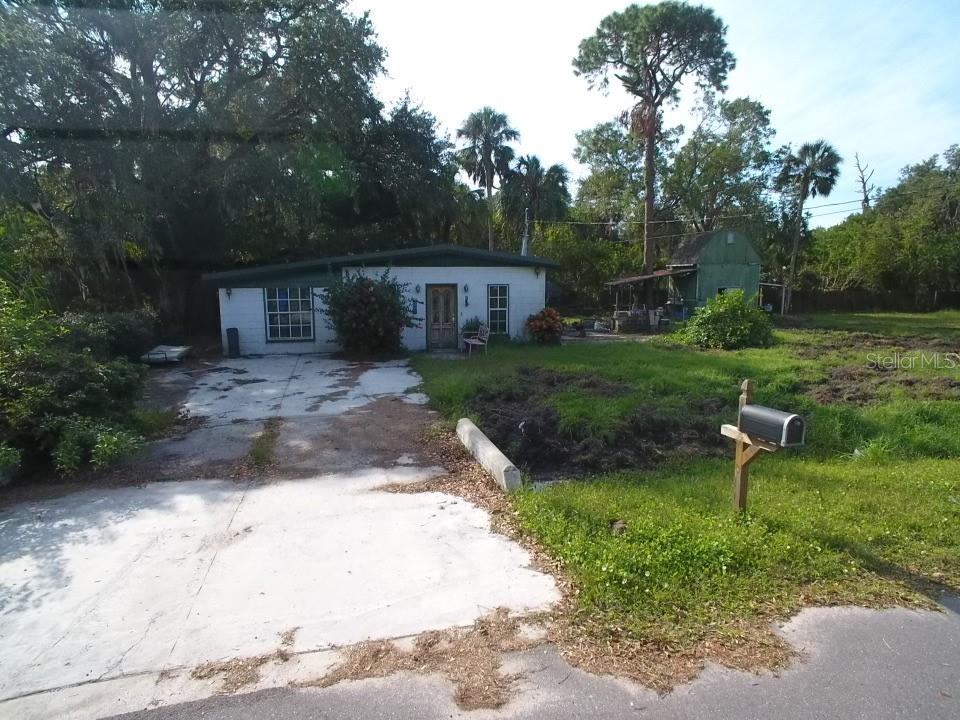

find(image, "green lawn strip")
[411,318,960,652]
[513,455,959,646]
[412,338,818,445]
[248,417,282,470]
[788,310,960,340]
[132,408,182,439]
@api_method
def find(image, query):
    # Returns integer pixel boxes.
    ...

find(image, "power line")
[538,207,864,242]
[536,203,861,228]
[537,198,864,228]
[534,177,956,230]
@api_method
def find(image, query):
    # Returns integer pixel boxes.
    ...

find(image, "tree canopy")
[810,146,960,303]
[498,155,570,246]
[775,140,843,311]
[0,1,483,319]
[456,107,520,250]
[574,1,735,274]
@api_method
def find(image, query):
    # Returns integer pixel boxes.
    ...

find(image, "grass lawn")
[788,309,960,340]
[411,318,960,653]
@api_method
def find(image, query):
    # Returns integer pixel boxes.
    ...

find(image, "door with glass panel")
[426,285,457,349]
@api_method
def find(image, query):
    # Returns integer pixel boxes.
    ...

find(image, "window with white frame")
[265,287,314,340]
[487,284,509,334]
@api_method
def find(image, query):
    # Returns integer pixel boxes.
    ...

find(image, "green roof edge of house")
[202,243,560,286]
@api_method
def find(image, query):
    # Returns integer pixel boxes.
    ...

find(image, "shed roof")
[667,229,760,267]
[605,268,694,287]
[667,232,715,266]
[203,244,559,286]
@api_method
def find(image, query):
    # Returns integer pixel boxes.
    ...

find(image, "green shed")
[667,230,761,307]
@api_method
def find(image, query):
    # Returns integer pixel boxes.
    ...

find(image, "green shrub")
[526,308,564,344]
[0,443,19,473]
[133,408,181,439]
[322,271,415,355]
[60,308,159,360]
[680,291,773,350]
[0,280,146,474]
[53,420,142,474]
[461,316,483,334]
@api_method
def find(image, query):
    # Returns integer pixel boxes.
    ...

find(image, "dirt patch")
[808,365,960,405]
[399,425,795,694]
[192,627,299,694]
[548,612,793,693]
[273,395,436,479]
[516,366,631,397]
[300,608,535,710]
[469,367,724,479]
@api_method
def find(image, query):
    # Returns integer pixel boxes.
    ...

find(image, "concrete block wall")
[346,266,547,351]
[217,288,338,356]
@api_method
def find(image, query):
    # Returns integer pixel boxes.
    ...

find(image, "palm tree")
[456,107,519,250]
[775,140,842,312]
[500,155,571,248]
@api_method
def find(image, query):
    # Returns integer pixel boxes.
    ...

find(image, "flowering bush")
[322,270,416,356]
[525,308,564,344]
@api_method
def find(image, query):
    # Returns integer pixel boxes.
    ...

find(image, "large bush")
[322,271,415,355]
[60,308,159,360]
[0,281,145,474]
[680,290,774,350]
[526,308,564,344]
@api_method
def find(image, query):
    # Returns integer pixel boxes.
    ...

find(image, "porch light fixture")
[535,267,542,277]
[415,284,421,294]
[226,287,233,299]
[463,284,469,293]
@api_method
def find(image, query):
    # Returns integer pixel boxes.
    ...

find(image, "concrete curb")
[456,418,522,492]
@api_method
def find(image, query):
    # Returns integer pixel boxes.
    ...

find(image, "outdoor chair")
[463,323,490,356]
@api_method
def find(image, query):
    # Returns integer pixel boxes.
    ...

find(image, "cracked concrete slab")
[180,357,425,422]
[0,470,558,706]
[0,356,559,719]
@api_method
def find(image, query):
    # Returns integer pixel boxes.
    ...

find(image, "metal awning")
[605,268,694,287]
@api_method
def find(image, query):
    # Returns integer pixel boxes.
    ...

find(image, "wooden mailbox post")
[721,379,779,512]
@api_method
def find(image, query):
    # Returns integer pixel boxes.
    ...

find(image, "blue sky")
[349,0,960,226]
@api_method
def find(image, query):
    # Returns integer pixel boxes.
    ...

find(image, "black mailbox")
[739,405,805,447]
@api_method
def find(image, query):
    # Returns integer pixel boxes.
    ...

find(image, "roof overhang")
[203,244,559,287]
[605,268,695,287]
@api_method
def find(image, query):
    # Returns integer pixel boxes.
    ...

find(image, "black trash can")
[226,327,240,358]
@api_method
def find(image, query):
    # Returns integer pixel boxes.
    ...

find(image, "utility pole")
[521,207,530,256]
[855,153,875,213]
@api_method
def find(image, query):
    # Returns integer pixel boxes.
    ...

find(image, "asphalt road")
[111,595,960,720]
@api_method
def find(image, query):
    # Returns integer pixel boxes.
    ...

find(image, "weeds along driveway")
[0,356,559,715]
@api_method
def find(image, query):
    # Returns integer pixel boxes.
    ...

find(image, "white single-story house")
[203,244,559,355]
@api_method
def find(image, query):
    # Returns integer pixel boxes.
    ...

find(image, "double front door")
[427,285,457,349]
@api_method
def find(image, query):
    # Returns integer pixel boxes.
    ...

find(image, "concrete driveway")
[0,357,559,719]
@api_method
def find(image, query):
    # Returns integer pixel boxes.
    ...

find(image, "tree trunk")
[642,123,657,304]
[642,125,656,274]
[485,176,494,251]
[784,187,807,314]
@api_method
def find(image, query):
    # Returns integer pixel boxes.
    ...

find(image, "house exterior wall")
[217,288,338,355]
[344,265,546,351]
[697,262,761,302]
[217,265,547,355]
